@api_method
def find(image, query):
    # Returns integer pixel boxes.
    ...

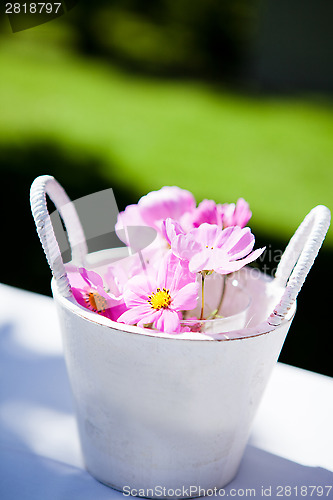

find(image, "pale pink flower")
[66,265,127,321]
[139,186,196,231]
[115,203,158,251]
[116,203,146,230]
[221,198,252,228]
[117,252,199,333]
[164,220,265,274]
[191,199,224,228]
[174,197,251,231]
[162,218,201,260]
[116,186,196,237]
[104,263,128,297]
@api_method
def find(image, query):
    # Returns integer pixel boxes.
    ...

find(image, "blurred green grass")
[1,25,333,244]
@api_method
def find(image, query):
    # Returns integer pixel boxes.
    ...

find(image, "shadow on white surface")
[231,445,332,495]
[0,445,332,499]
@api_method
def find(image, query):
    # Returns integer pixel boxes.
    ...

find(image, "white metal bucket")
[31,176,330,498]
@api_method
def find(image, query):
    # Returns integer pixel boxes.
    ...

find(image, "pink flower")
[191,199,224,228]
[104,263,128,297]
[139,186,196,231]
[115,203,159,252]
[164,220,265,274]
[117,252,199,333]
[116,203,146,230]
[162,218,201,260]
[66,265,127,321]
[221,198,252,228]
[165,196,251,232]
[116,186,196,237]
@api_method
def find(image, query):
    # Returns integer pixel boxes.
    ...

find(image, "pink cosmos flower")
[66,265,127,321]
[115,204,147,246]
[172,197,251,231]
[191,199,224,228]
[162,218,201,260]
[221,198,252,228]
[164,219,265,274]
[139,186,196,231]
[117,252,199,333]
[116,186,196,237]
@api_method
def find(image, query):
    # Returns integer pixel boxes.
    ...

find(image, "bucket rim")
[51,276,296,343]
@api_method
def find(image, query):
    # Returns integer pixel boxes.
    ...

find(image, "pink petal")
[171,282,199,310]
[189,251,211,273]
[139,186,196,230]
[103,301,128,321]
[204,248,229,271]
[164,219,200,261]
[191,199,223,228]
[226,228,255,260]
[123,274,155,306]
[156,251,195,292]
[80,268,104,288]
[115,204,146,242]
[214,226,240,249]
[115,205,159,252]
[162,218,185,245]
[221,203,236,228]
[190,223,222,248]
[176,233,201,261]
[222,199,252,228]
[71,287,88,308]
[67,266,103,289]
[238,246,266,266]
[156,250,177,289]
[117,305,152,325]
[104,265,128,295]
[95,285,114,302]
[215,247,265,274]
[178,210,196,232]
[169,259,197,292]
[154,308,181,333]
[66,270,86,289]
[234,198,252,228]
[137,309,162,328]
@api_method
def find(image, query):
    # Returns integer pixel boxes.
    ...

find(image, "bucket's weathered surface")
[52,270,294,498]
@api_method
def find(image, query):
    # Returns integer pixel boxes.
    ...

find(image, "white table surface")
[0,283,332,499]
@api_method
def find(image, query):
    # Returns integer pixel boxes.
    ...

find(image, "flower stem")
[200,272,206,320]
[211,275,227,320]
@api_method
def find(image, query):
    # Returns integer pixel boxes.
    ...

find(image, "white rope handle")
[30,175,88,298]
[268,205,331,326]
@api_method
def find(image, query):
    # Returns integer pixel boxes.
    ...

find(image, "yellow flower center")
[85,291,108,313]
[148,288,171,310]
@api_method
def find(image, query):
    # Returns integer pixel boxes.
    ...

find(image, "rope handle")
[267,205,330,326]
[30,175,88,298]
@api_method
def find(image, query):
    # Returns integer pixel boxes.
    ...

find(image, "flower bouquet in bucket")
[31,176,330,498]
[66,187,264,338]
